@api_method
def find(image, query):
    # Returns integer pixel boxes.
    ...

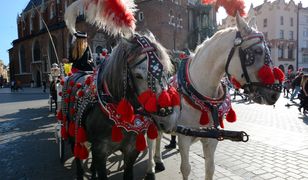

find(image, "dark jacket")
[69,46,93,71]
[292,75,302,88]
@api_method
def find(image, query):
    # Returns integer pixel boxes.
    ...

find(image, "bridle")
[225,31,282,93]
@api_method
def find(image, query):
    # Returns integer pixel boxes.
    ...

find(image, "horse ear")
[236,12,252,36]
[248,16,258,30]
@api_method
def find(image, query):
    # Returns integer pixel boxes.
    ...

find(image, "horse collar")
[178,58,230,128]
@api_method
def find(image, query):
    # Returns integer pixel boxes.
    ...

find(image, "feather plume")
[64,0,83,35]
[202,0,246,17]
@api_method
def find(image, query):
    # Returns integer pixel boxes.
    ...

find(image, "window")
[280,30,284,39]
[29,16,33,33]
[305,15,308,23]
[289,31,294,40]
[278,46,284,58]
[50,3,56,19]
[39,17,43,30]
[290,18,293,27]
[19,45,26,73]
[304,40,308,48]
[138,11,144,21]
[304,28,308,37]
[280,16,284,25]
[303,54,308,63]
[169,10,175,26]
[33,41,41,61]
[263,18,267,27]
[288,46,293,59]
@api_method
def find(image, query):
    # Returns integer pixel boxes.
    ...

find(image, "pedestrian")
[10,80,15,92]
[42,80,46,93]
[62,31,93,73]
[298,75,308,112]
[290,72,304,102]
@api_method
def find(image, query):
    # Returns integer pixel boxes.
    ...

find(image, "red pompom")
[158,90,172,107]
[76,127,87,143]
[77,90,84,97]
[136,133,147,151]
[117,98,135,123]
[69,81,75,87]
[70,108,75,115]
[61,126,68,140]
[145,95,158,113]
[226,107,236,123]
[102,51,107,56]
[111,125,123,142]
[147,123,158,139]
[138,89,154,106]
[258,65,275,85]
[85,77,92,85]
[70,96,76,102]
[219,116,224,128]
[60,80,64,86]
[273,67,285,82]
[168,87,181,106]
[68,121,75,137]
[58,92,62,96]
[64,98,70,104]
[200,111,210,125]
[67,88,72,94]
[76,83,82,89]
[231,77,241,89]
[78,145,89,160]
[57,111,63,121]
[68,72,72,76]
[179,53,187,59]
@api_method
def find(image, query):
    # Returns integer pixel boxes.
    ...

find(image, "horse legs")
[154,131,165,172]
[178,134,193,180]
[145,137,156,179]
[123,149,139,180]
[76,158,84,180]
[92,144,108,180]
[90,154,97,180]
[200,138,218,180]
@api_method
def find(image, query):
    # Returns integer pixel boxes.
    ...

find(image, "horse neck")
[189,29,236,97]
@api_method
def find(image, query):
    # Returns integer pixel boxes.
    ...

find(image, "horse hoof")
[155,162,165,172]
[145,173,155,180]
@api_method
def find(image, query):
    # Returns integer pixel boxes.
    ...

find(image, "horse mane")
[101,32,174,101]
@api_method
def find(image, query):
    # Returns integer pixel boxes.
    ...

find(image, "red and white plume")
[202,0,246,17]
[65,0,137,37]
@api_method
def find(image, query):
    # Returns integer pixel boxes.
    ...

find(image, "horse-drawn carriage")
[54,0,285,179]
[49,63,61,114]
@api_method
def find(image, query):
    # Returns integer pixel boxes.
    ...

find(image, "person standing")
[290,72,304,102]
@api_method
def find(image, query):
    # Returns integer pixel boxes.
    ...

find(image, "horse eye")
[135,73,143,80]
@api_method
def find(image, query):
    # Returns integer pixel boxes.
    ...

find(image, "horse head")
[101,32,180,133]
[225,13,283,105]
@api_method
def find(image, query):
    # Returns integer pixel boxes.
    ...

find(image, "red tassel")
[74,143,81,158]
[70,96,76,102]
[58,92,62,96]
[147,123,158,139]
[57,111,63,121]
[145,95,158,113]
[70,108,75,115]
[111,125,123,142]
[69,81,75,87]
[136,133,147,151]
[158,90,172,107]
[200,111,210,125]
[67,88,72,94]
[85,77,92,85]
[258,65,275,85]
[68,121,75,137]
[226,107,237,123]
[117,98,135,123]
[138,89,154,106]
[77,90,84,97]
[219,116,224,128]
[76,83,82,89]
[64,98,70,104]
[231,77,241,89]
[68,72,72,76]
[168,87,181,106]
[78,145,89,160]
[60,80,64,85]
[273,67,285,82]
[61,126,68,140]
[76,127,87,143]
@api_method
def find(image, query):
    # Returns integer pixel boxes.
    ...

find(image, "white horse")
[146,13,283,180]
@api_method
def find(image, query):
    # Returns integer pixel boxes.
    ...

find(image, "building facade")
[220,0,298,74]
[0,60,9,86]
[298,2,308,72]
[10,0,216,87]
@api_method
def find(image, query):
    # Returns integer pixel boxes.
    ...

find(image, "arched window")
[33,41,41,61]
[49,37,58,71]
[288,46,293,59]
[50,3,56,19]
[278,45,284,58]
[19,45,26,73]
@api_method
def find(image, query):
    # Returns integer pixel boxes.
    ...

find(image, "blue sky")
[0,0,307,66]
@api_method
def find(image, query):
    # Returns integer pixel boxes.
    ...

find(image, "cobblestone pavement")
[1,88,308,179]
